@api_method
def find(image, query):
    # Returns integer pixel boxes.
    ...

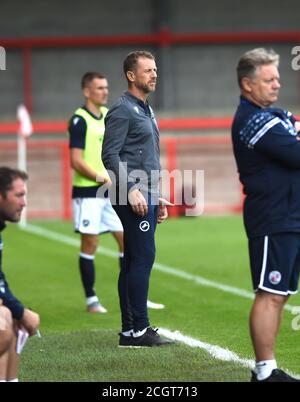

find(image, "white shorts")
[73,198,123,235]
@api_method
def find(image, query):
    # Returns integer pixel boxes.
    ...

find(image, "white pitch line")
[159,328,255,369]
[22,224,296,312]
[158,328,300,379]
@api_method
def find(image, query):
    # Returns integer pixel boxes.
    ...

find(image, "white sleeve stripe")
[249,117,281,147]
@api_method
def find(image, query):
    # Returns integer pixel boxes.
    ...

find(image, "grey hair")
[237,48,279,88]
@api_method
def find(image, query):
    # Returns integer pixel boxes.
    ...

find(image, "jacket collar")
[240,95,262,109]
[125,91,149,107]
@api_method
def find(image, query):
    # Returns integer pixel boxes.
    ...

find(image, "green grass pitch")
[3,216,300,381]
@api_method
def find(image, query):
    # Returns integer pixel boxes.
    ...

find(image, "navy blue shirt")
[232,96,300,238]
[0,221,24,320]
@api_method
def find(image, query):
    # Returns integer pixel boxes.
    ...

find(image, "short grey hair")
[237,48,280,88]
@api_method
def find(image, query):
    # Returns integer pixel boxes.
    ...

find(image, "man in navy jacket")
[232,48,300,382]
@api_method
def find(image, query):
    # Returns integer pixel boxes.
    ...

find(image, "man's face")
[0,178,26,222]
[243,64,281,108]
[132,57,157,94]
[84,78,109,107]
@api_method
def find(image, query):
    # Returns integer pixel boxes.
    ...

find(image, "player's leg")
[248,291,300,382]
[249,233,300,382]
[6,325,19,382]
[250,290,286,360]
[0,306,14,381]
[73,198,107,313]
[80,233,99,309]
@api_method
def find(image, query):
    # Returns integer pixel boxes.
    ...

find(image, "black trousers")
[113,203,158,332]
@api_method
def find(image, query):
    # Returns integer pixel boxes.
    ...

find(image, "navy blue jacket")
[232,96,300,238]
[0,221,24,319]
[102,91,160,197]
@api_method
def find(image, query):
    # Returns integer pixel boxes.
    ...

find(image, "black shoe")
[119,333,135,348]
[119,327,175,348]
[251,369,300,382]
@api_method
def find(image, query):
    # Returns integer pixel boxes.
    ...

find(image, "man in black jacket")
[232,48,300,382]
[0,167,39,381]
[102,51,173,347]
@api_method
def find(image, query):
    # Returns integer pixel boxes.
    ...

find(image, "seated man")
[0,167,40,382]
